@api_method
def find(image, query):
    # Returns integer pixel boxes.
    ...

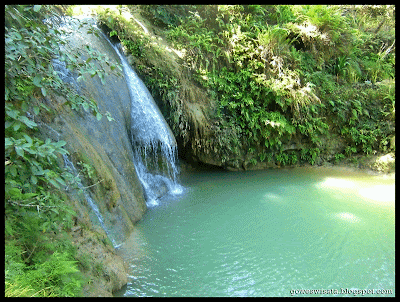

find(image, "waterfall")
[48,15,183,207]
[108,41,183,207]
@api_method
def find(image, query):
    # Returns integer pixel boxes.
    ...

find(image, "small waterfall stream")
[107,40,183,207]
[62,154,119,247]
[46,14,183,238]
[35,121,120,247]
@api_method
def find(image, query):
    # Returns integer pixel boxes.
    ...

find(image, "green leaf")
[48,178,60,189]
[33,5,42,12]
[51,208,59,214]
[8,187,22,198]
[96,112,102,121]
[41,87,47,96]
[32,167,45,175]
[6,109,19,119]
[19,116,37,129]
[5,138,13,148]
[13,32,22,41]
[5,121,13,129]
[56,140,67,147]
[106,111,115,122]
[33,75,43,87]
[82,102,89,112]
[15,146,24,157]
[33,106,40,115]
[40,103,50,112]
[55,177,66,186]
[31,175,38,185]
[13,121,22,131]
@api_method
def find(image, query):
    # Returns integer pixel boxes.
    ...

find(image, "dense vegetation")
[4,4,396,297]
[95,5,395,168]
[4,5,118,296]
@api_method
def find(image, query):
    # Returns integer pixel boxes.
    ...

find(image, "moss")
[51,115,120,212]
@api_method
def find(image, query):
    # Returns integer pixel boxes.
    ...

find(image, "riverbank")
[319,152,395,175]
[180,152,395,175]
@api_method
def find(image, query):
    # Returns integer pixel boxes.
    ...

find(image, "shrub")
[101,5,395,168]
[5,5,119,296]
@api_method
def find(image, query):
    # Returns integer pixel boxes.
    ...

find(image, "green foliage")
[300,5,346,42]
[5,248,83,297]
[77,161,97,180]
[300,147,321,165]
[123,39,145,57]
[139,5,191,28]
[270,5,297,24]
[5,5,120,296]
[99,5,395,168]
[334,153,345,163]
[139,4,394,165]
[327,81,395,157]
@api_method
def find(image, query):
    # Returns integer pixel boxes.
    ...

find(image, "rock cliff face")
[48,17,147,243]
[36,18,148,295]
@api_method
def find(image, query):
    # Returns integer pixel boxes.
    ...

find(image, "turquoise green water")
[116,167,395,297]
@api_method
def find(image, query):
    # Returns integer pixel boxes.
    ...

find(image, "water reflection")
[317,177,355,189]
[334,212,361,223]
[316,176,395,206]
[118,167,395,297]
[358,185,395,204]
[264,192,281,201]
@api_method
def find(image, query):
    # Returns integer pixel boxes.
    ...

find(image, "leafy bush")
[100,5,395,168]
[5,247,82,297]
[5,5,119,296]
[160,5,394,163]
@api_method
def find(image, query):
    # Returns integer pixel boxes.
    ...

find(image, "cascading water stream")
[47,15,183,209]
[62,154,119,248]
[107,40,183,206]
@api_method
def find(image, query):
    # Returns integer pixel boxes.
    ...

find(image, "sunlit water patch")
[116,167,395,297]
[358,184,395,204]
[333,212,361,223]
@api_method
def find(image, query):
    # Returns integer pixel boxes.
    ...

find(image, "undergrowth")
[5,5,119,296]
[93,5,395,167]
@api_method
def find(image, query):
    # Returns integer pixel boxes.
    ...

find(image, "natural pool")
[115,166,395,297]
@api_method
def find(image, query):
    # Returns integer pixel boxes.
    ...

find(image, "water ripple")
[119,169,395,297]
